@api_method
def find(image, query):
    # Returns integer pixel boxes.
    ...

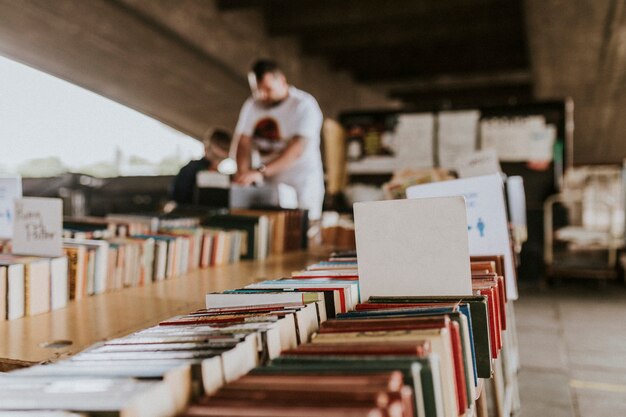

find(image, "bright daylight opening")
[0,55,203,178]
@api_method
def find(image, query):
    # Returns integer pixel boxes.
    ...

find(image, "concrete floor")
[515,282,626,417]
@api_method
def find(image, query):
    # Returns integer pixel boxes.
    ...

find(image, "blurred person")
[233,59,324,220]
[168,127,231,206]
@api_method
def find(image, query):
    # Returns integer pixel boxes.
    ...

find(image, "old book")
[309,327,458,417]
[63,244,85,301]
[257,357,439,417]
[282,340,431,357]
[0,412,86,417]
[12,363,192,415]
[0,261,25,320]
[0,266,5,321]
[205,292,316,309]
[252,278,359,312]
[367,295,492,378]
[340,304,478,392]
[0,376,178,417]
[63,238,109,295]
[0,255,51,316]
[49,255,68,310]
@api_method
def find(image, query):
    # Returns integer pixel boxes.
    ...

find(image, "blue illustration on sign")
[477,218,485,237]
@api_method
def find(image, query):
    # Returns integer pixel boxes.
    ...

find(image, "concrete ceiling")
[0,0,625,163]
[218,0,533,109]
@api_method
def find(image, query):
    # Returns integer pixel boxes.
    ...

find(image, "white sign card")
[0,176,22,239]
[454,148,502,178]
[437,110,480,168]
[12,197,63,257]
[406,174,518,299]
[480,116,549,162]
[392,113,435,168]
[354,197,473,302]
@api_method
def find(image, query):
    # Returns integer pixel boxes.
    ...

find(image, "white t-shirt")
[234,86,324,219]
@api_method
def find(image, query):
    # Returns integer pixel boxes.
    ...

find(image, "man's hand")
[234,170,264,186]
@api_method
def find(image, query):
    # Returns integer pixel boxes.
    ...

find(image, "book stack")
[1,188,521,416]
[176,251,512,417]
[3,281,331,415]
[205,208,309,260]
[181,372,411,417]
[0,373,179,417]
[0,253,68,320]
[180,194,520,417]
[0,243,517,416]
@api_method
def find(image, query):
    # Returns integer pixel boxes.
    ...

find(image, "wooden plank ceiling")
[217,0,532,109]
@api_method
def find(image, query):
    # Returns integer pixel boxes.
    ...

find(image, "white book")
[25,257,51,316]
[63,238,109,295]
[153,240,168,281]
[0,262,25,320]
[220,335,258,383]
[205,292,307,309]
[11,362,191,415]
[291,269,358,278]
[0,412,85,417]
[49,256,69,310]
[0,266,4,321]
[0,376,177,417]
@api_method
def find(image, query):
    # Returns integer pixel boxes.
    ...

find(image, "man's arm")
[235,133,252,177]
[234,135,305,186]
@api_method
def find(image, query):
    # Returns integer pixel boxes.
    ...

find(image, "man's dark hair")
[203,127,231,151]
[252,59,282,82]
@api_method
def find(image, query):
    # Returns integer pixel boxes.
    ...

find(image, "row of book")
[0,253,68,320]
[0,208,309,321]
[64,209,309,259]
[0,252,515,417]
[1,264,331,415]
[180,254,511,417]
[0,227,247,321]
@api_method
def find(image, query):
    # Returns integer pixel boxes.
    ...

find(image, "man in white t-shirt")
[233,59,324,220]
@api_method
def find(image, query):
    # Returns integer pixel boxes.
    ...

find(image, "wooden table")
[0,251,325,370]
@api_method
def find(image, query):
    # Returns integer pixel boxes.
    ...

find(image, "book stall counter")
[0,251,324,369]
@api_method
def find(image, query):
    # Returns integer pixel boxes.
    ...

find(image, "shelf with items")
[0,250,324,369]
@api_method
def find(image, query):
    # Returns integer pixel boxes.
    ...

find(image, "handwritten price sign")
[12,197,62,257]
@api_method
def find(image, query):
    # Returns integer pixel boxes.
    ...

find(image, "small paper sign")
[407,174,518,300]
[0,176,22,239]
[454,148,502,178]
[12,197,63,257]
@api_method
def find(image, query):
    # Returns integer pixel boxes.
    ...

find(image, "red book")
[449,320,468,414]
[282,341,431,357]
[318,316,449,333]
[354,302,460,311]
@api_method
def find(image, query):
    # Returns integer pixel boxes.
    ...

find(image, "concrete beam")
[525,0,626,164]
[0,0,249,140]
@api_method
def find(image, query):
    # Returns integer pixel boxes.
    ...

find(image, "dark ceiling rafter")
[217,0,532,108]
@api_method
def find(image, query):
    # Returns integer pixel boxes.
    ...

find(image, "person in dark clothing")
[169,128,231,205]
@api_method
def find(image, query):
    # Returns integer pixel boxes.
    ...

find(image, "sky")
[0,55,203,172]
